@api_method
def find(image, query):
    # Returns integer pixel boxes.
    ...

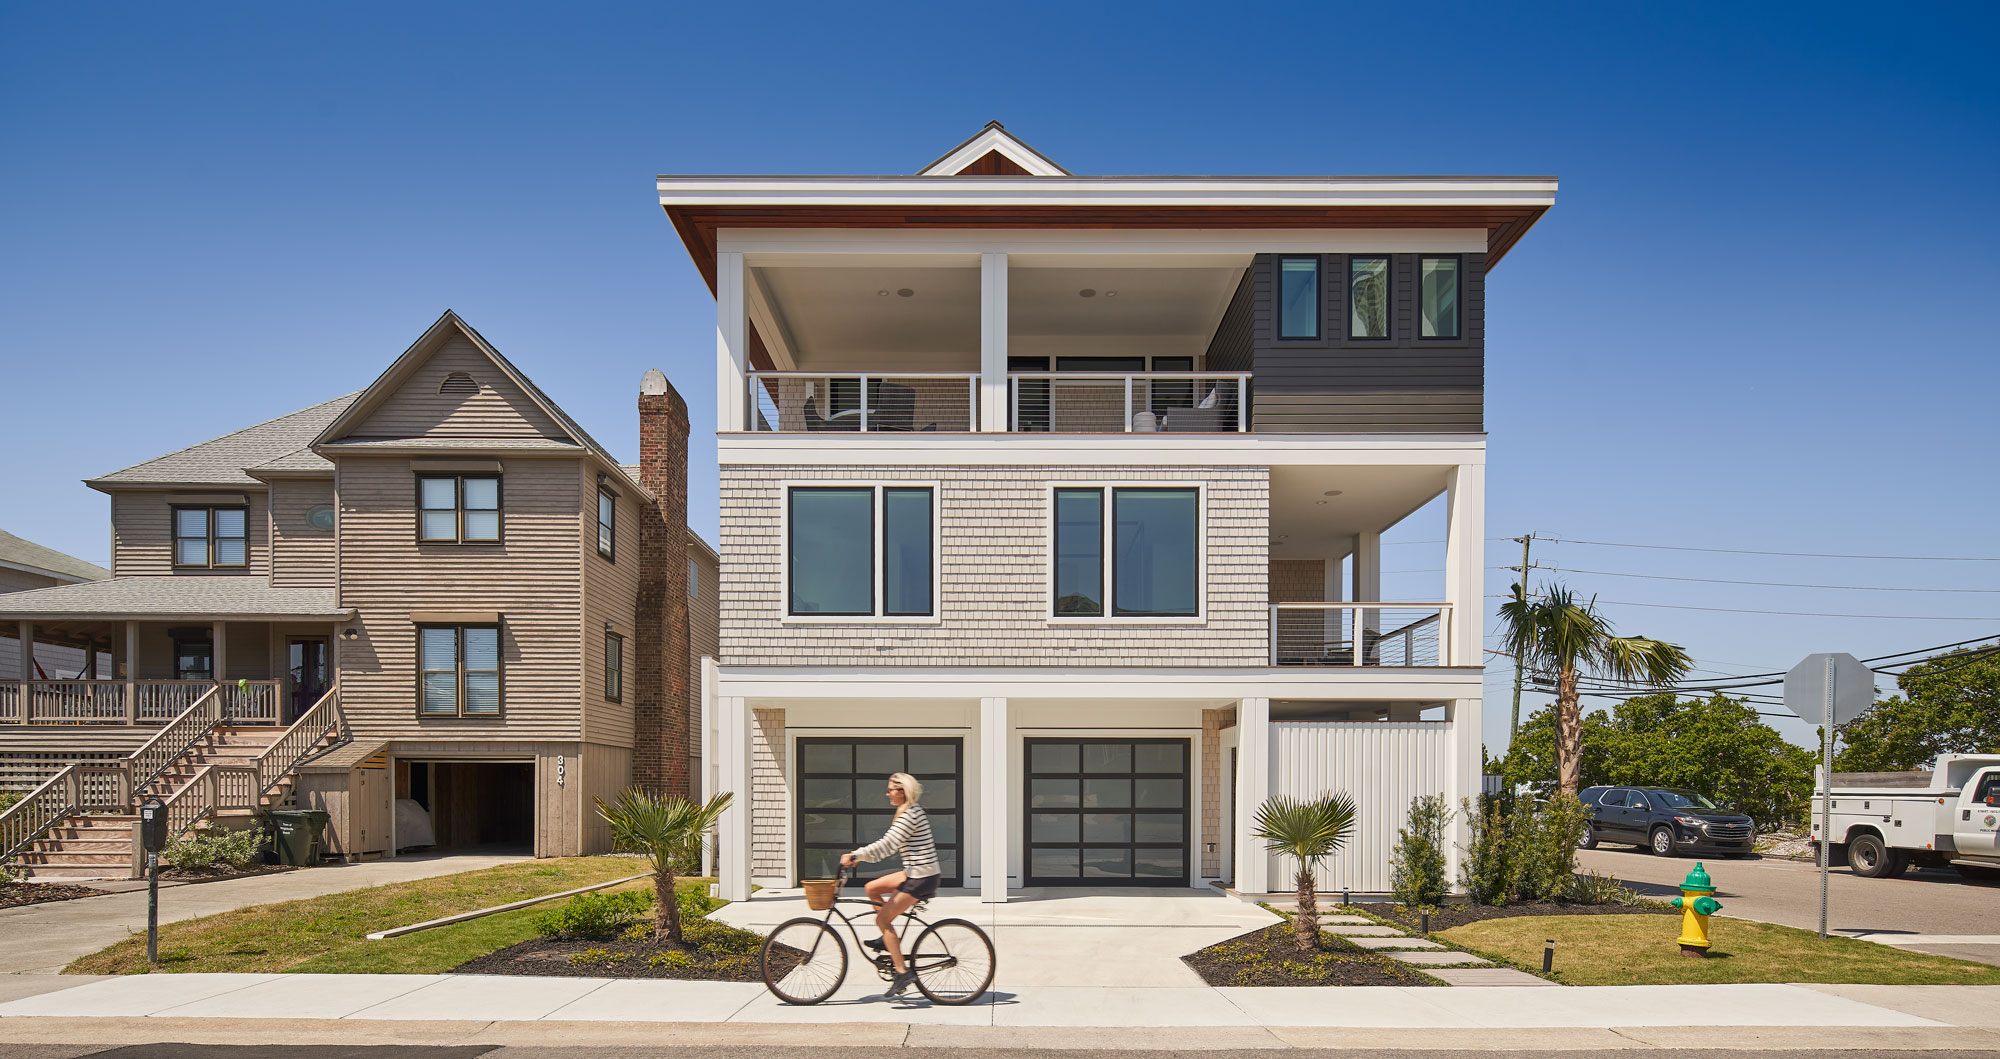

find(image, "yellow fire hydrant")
[1670,862,1723,957]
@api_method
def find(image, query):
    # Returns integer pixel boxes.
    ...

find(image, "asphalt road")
[1576,845,2000,964]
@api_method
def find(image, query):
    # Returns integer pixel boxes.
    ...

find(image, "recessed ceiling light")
[1314,500,1328,506]
[1104,291,1117,298]
[877,290,889,296]
[897,288,914,298]
[1322,490,1343,497]
[1078,288,1096,298]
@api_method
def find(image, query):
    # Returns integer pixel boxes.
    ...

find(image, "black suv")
[1578,786,1755,858]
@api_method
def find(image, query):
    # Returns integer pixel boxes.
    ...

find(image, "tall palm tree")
[1499,582,1694,794]
[1252,792,1358,952]
[595,788,733,944]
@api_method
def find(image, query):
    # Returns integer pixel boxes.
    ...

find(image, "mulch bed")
[1182,923,1444,987]
[0,882,109,909]
[160,863,296,883]
[453,934,769,981]
[1370,900,1674,934]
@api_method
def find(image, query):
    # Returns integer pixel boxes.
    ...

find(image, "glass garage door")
[1026,738,1189,886]
[796,738,961,887]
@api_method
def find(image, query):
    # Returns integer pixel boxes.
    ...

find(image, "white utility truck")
[1810,753,2000,879]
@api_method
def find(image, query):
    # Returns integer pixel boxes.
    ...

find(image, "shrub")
[677,884,720,921]
[1459,795,1512,905]
[1509,792,1587,901]
[534,889,651,939]
[0,791,21,814]
[567,948,629,967]
[1388,794,1451,910]
[684,918,763,955]
[1562,868,1635,905]
[163,825,261,871]
[647,951,696,970]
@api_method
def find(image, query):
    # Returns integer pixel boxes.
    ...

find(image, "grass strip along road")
[1442,914,2000,986]
[66,857,669,976]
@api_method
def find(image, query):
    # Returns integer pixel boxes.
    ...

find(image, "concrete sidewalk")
[0,851,528,975]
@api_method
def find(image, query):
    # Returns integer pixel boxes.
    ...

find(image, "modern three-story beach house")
[661,124,1554,900]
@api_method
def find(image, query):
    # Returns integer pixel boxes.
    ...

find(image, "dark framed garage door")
[797,738,961,887]
[1025,738,1189,886]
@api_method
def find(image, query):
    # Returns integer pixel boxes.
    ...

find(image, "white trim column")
[716,251,747,433]
[1448,695,1481,886]
[700,657,718,878]
[1443,462,1485,667]
[979,696,1010,902]
[717,694,754,902]
[979,253,1008,431]
[1352,530,1382,658]
[1233,696,1270,894]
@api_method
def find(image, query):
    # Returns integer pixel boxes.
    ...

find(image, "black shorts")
[897,873,940,900]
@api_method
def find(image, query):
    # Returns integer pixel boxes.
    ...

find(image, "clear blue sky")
[4,2,1994,756]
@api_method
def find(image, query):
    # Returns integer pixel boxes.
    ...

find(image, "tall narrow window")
[688,557,700,598]
[173,506,247,569]
[420,625,500,717]
[596,489,616,560]
[1278,257,1320,339]
[419,475,502,543]
[1420,256,1461,339]
[604,631,623,703]
[882,487,933,616]
[1349,256,1391,339]
[1113,489,1198,617]
[788,488,874,616]
[1052,488,1105,617]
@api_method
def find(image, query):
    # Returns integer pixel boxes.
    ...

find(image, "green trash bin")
[269,809,330,866]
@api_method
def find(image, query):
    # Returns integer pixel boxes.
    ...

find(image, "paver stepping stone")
[1425,967,1555,986]
[1318,915,1374,924]
[1321,925,1404,936]
[1386,950,1491,966]
[1347,936,1444,950]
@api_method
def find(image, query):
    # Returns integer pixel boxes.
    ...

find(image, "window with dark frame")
[173,637,214,680]
[418,625,500,717]
[596,489,616,560]
[173,506,248,569]
[1052,486,1198,618]
[418,475,501,543]
[1419,255,1461,339]
[1278,257,1320,339]
[604,630,623,702]
[1348,256,1391,339]
[787,486,934,617]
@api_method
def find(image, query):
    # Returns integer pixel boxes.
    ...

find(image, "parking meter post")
[138,796,166,966]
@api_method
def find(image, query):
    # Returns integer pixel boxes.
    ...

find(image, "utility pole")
[1504,532,1543,744]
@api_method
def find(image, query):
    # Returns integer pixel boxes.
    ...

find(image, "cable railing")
[1010,372,1248,433]
[747,372,979,433]
[1268,604,1452,667]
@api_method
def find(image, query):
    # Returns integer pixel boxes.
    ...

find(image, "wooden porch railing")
[0,763,131,862]
[127,686,224,795]
[0,679,281,726]
[255,684,343,795]
[0,683,16,724]
[160,764,261,837]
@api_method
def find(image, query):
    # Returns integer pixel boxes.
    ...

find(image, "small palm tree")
[595,788,732,944]
[1499,582,1694,794]
[1253,792,1358,952]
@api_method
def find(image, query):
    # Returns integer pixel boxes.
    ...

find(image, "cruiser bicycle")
[757,867,996,1005]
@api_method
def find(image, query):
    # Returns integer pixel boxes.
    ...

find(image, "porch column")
[699,657,717,878]
[1447,696,1481,886]
[212,621,227,682]
[16,621,30,717]
[717,694,753,903]
[716,250,747,433]
[978,697,1010,902]
[1443,463,1486,666]
[124,622,138,723]
[979,253,1008,431]
[1233,696,1271,895]
[1352,530,1382,661]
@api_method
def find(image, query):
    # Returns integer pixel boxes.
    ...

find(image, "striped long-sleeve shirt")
[851,805,940,878]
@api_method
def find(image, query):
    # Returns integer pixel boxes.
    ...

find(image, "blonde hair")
[888,772,923,817]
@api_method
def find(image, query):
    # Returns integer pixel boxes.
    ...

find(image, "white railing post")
[1237,374,1250,431]
[973,376,984,431]
[1267,606,1278,666]
[1122,377,1133,432]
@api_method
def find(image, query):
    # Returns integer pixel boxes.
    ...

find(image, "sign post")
[138,796,167,965]
[1783,653,1877,939]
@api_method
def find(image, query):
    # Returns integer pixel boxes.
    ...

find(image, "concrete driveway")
[1576,847,2000,966]
[710,887,1279,987]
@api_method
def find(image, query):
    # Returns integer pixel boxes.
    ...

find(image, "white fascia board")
[719,432,1486,468]
[658,176,1558,209]
[919,127,1069,177]
[723,229,1488,257]
[715,665,1484,702]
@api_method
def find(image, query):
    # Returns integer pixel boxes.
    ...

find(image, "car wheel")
[1579,824,1599,850]
[1848,834,1894,878]
[1650,827,1677,857]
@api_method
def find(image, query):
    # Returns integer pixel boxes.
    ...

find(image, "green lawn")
[66,857,700,975]
[1441,914,2000,986]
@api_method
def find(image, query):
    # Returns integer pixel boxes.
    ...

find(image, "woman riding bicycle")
[840,771,938,997]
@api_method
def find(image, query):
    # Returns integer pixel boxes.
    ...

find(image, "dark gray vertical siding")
[1248,252,1485,433]
[1202,267,1255,373]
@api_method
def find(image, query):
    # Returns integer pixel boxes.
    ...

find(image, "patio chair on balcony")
[1159,380,1237,432]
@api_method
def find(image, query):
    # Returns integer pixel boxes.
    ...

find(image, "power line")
[1487,593,2000,621]
[1542,537,2000,562]
[1545,566,2000,594]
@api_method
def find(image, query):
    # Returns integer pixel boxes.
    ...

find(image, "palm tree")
[1499,582,1694,794]
[1252,792,1358,952]
[595,788,733,944]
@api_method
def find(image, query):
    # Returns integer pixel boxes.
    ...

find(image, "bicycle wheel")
[761,917,847,1005]
[910,918,995,1005]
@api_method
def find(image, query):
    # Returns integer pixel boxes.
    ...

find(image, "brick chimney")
[635,368,691,796]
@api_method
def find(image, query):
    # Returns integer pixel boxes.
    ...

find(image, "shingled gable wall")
[635,370,693,795]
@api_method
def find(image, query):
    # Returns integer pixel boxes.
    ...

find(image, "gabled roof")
[0,576,350,620]
[0,529,109,584]
[918,121,1069,177]
[89,393,360,488]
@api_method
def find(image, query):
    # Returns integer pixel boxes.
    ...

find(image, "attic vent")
[438,372,480,395]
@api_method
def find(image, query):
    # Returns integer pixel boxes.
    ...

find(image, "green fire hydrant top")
[1680,862,1715,894]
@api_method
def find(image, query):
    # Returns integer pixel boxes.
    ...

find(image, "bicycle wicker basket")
[802,879,839,911]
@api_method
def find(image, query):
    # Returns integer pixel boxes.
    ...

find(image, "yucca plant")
[1252,792,1358,952]
[1499,582,1693,794]
[595,788,732,944]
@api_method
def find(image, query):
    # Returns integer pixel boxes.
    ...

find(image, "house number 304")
[556,756,565,787]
